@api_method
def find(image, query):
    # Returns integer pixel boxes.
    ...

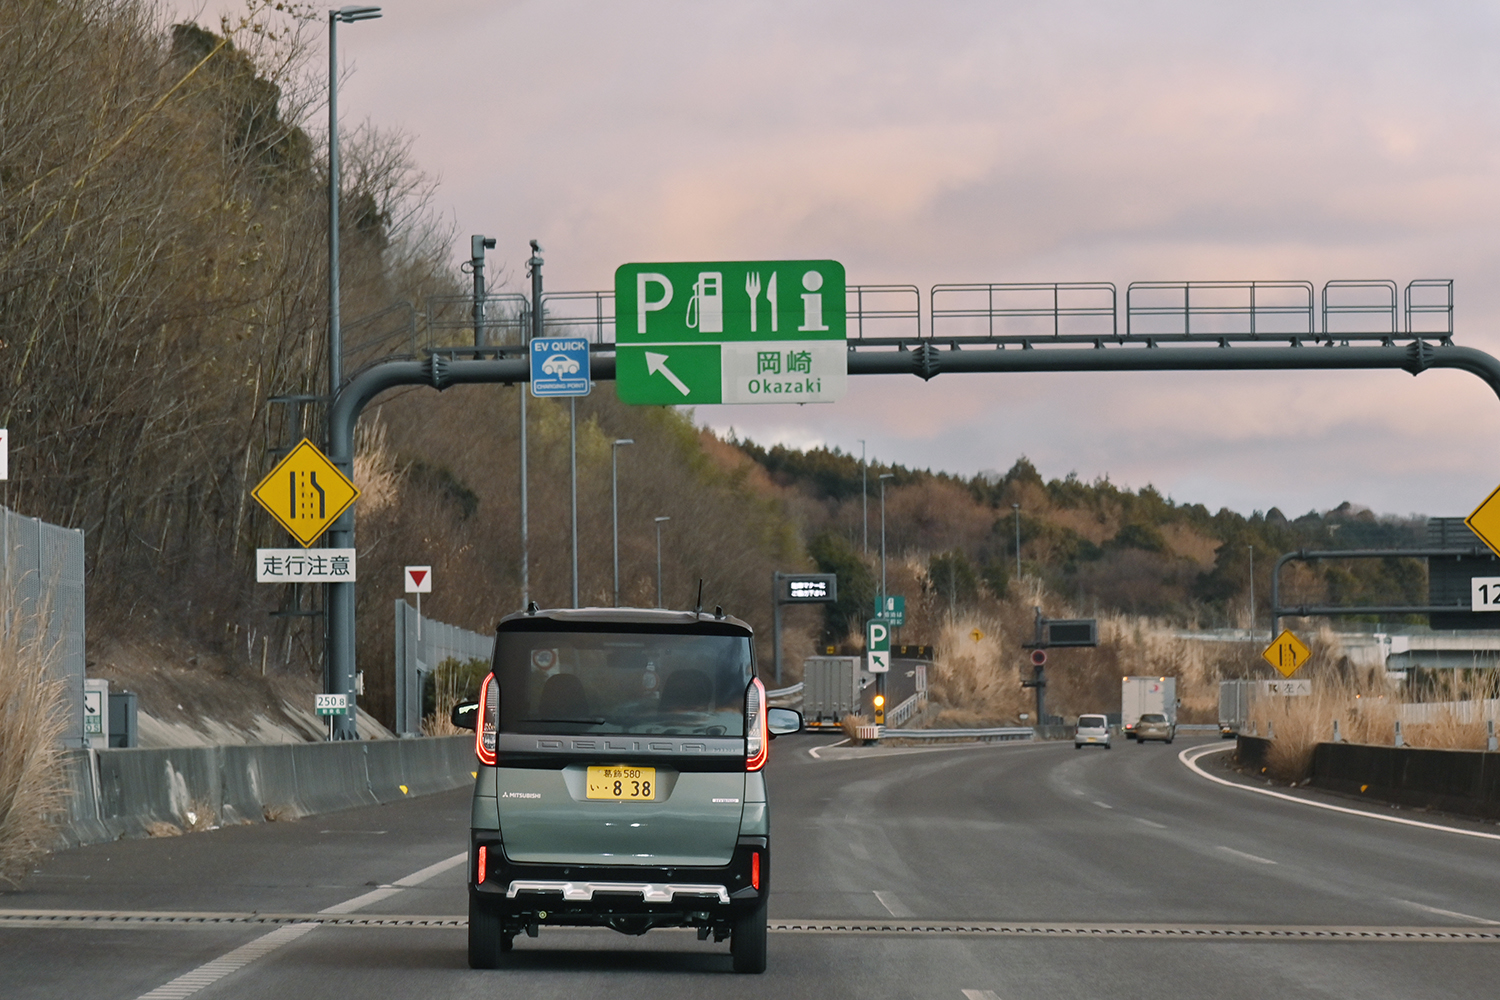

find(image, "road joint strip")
[8,909,1499,941]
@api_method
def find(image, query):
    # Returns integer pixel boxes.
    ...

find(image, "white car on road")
[1075,714,1112,749]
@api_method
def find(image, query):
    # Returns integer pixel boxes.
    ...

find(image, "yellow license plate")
[586,766,656,800]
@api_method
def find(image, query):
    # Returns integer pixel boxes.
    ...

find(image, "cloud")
[169,0,1500,516]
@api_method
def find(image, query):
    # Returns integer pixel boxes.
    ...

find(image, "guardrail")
[882,726,1034,741]
[1176,724,1220,733]
[765,681,804,701]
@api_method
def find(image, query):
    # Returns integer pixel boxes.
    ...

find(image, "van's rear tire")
[468,897,509,969]
[731,899,768,974]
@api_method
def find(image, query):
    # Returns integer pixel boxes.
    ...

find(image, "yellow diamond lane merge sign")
[1465,481,1500,560]
[1262,629,1311,678]
[251,439,360,548]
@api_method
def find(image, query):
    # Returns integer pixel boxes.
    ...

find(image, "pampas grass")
[0,598,69,885]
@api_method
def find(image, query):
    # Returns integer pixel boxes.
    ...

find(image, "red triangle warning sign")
[404,566,431,593]
[409,570,427,586]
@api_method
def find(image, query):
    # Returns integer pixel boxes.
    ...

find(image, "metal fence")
[2,506,86,747]
[393,600,494,738]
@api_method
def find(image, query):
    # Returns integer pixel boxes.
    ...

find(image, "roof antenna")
[526,601,539,615]
[714,605,725,620]
[694,579,704,616]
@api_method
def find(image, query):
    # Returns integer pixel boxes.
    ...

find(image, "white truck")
[1121,676,1177,741]
[802,655,863,727]
[1217,679,1259,738]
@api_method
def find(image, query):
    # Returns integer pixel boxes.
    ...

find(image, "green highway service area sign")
[615,260,847,405]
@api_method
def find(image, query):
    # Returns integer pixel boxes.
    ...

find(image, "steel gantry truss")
[316,273,1492,737]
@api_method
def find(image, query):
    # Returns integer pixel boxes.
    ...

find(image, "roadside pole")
[523,240,543,607]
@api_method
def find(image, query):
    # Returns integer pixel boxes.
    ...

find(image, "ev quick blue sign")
[530,337,591,397]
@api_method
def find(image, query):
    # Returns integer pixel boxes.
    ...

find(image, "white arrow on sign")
[644,352,691,397]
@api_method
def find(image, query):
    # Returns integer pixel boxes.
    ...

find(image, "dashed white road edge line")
[873,891,914,917]
[1178,744,1500,843]
[1216,846,1277,865]
[962,991,1002,1000]
[133,851,467,1000]
[1397,900,1500,926]
[808,739,851,759]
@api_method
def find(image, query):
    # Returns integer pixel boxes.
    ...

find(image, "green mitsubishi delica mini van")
[452,605,802,972]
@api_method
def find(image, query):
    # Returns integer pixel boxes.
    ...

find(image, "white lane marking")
[1092,801,1113,810]
[962,991,1002,1000]
[1216,846,1277,865]
[873,891,913,917]
[1136,817,1167,829]
[1397,900,1500,926]
[807,740,850,759]
[392,851,467,888]
[132,851,467,999]
[1180,744,1500,843]
[136,925,317,1000]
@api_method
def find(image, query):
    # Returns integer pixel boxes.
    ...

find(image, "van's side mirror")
[451,700,479,731]
[767,707,802,738]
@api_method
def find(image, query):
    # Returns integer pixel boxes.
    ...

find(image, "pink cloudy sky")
[177,1,1500,518]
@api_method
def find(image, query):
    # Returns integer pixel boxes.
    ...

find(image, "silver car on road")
[1074,714,1112,749]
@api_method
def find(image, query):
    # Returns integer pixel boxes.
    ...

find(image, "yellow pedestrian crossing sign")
[251,439,360,547]
[1262,629,1311,678]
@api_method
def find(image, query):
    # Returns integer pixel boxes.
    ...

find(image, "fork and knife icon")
[745,272,778,333]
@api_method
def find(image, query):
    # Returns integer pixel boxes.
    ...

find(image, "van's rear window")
[493,631,752,737]
[1079,716,1107,728]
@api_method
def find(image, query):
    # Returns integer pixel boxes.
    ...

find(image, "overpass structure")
[316,273,1495,737]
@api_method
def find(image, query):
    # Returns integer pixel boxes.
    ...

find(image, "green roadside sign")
[614,260,847,405]
[874,594,905,627]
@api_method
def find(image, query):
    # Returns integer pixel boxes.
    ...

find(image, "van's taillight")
[745,677,768,771]
[751,851,761,890]
[475,673,499,765]
[477,845,488,884]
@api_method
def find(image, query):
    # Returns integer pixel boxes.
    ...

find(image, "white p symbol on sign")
[637,273,673,333]
[868,622,888,647]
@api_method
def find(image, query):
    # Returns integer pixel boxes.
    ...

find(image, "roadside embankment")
[54,736,475,848]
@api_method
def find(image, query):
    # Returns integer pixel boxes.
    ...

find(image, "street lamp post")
[654,517,671,608]
[879,473,895,608]
[612,439,634,606]
[1248,544,1255,639]
[325,4,380,741]
[327,5,381,401]
[1012,503,1021,582]
[860,439,868,555]
[878,471,895,723]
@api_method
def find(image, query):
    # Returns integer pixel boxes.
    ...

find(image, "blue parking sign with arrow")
[531,338,592,397]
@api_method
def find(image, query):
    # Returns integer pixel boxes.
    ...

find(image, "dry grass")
[1248,666,1500,781]
[0,601,70,885]
[839,714,872,739]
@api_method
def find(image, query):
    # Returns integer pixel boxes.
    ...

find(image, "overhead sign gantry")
[308,260,1486,739]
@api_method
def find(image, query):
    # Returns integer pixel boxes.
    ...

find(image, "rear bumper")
[470,832,767,929]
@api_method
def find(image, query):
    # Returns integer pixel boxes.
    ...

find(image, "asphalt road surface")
[5,736,1500,999]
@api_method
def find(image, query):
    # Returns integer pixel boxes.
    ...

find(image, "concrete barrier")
[1312,741,1500,820]
[55,736,474,848]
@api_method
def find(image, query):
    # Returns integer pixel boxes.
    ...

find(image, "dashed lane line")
[874,891,914,917]
[1397,900,1500,926]
[1215,846,1277,865]
[1179,744,1500,843]
[130,852,466,1000]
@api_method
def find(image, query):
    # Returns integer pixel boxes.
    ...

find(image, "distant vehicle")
[1121,676,1177,741]
[1074,714,1111,749]
[1134,713,1176,743]
[541,354,581,376]
[452,606,802,973]
[1218,679,1258,738]
[802,655,862,727]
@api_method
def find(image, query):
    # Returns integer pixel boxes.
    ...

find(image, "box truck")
[1121,676,1177,740]
[803,655,863,727]
[1218,679,1259,738]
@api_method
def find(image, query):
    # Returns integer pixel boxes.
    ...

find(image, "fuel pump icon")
[685,272,723,334]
